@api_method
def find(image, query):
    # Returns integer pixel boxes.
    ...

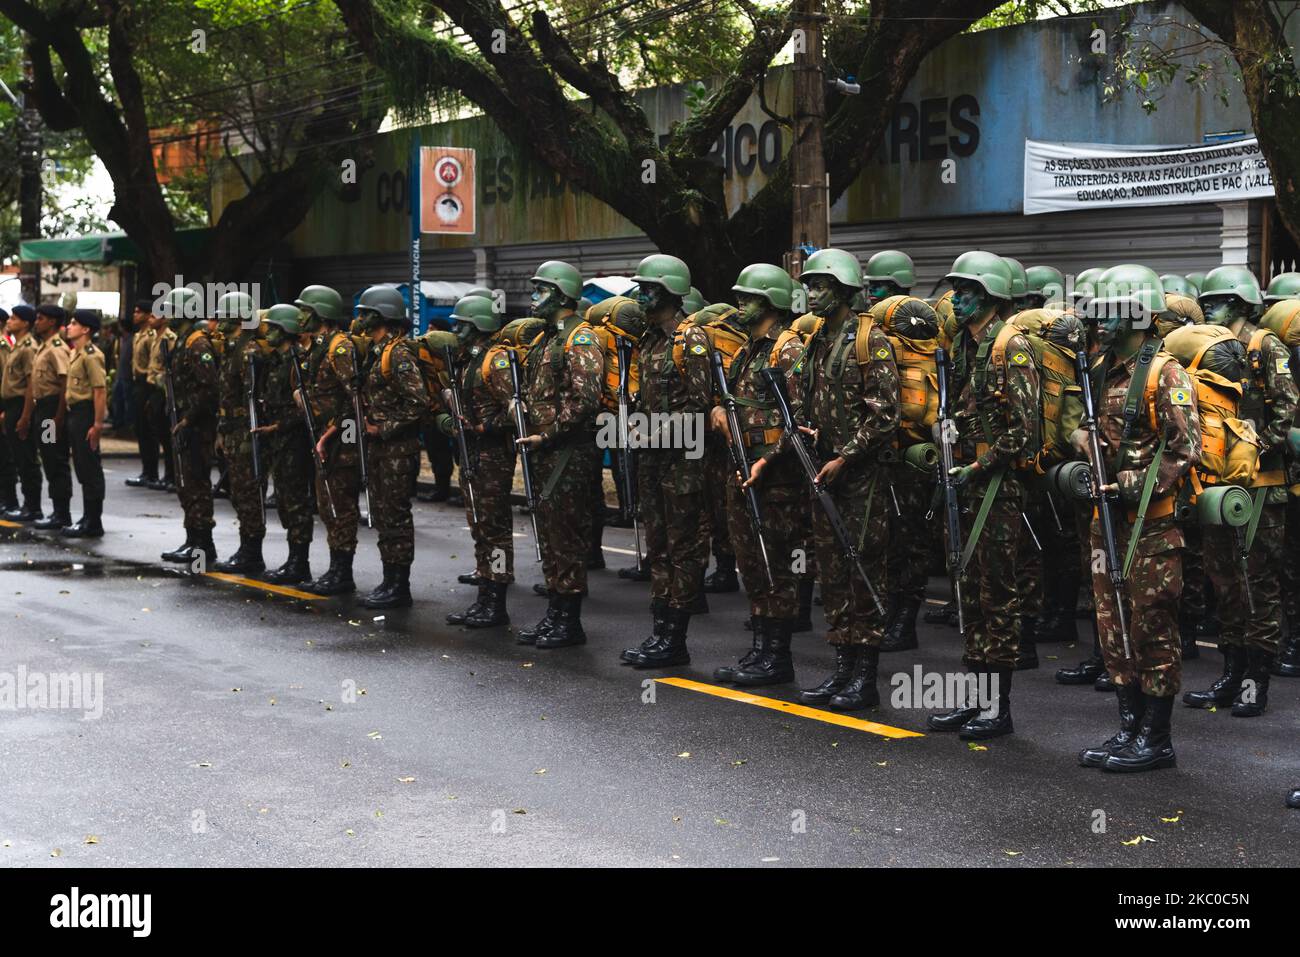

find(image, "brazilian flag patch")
[1010,351,1029,365]
[494,357,509,369]
[335,346,348,355]
[1277,357,1291,375]
[874,347,890,360]
[1170,388,1193,406]
[573,332,595,346]
[200,353,213,362]
[690,343,707,355]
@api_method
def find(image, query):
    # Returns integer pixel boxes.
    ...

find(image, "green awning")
[20,228,212,264]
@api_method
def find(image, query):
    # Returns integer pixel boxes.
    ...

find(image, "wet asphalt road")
[1,459,1297,868]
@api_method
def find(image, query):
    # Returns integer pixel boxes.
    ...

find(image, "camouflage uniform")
[950,319,1041,669]
[792,307,900,647]
[168,328,220,535]
[455,340,517,584]
[309,331,363,552]
[217,332,267,540]
[725,325,807,618]
[1203,322,1298,657]
[1088,348,1200,696]
[636,316,713,609]
[523,315,604,595]
[362,333,428,566]
[263,347,315,546]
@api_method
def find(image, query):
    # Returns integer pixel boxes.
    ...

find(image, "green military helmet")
[158,286,204,321]
[1002,257,1029,300]
[863,250,915,289]
[357,284,409,323]
[632,254,692,297]
[678,287,704,316]
[294,284,345,325]
[733,263,795,311]
[946,250,1012,299]
[263,303,303,335]
[1185,272,1206,294]
[1159,274,1196,298]
[450,294,502,334]
[214,291,256,325]
[1069,267,1106,303]
[1263,271,1300,304]
[464,285,494,300]
[1199,265,1263,306]
[530,261,583,301]
[1091,264,1167,319]
[1026,265,1065,305]
[800,248,863,290]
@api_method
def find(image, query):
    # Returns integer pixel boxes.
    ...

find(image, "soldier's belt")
[1093,495,1175,523]
[742,427,783,449]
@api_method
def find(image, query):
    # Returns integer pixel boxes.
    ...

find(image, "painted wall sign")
[420,146,477,234]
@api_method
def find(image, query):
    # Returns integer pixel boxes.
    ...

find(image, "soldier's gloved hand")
[435,412,455,437]
[948,463,979,487]
[1069,428,1089,458]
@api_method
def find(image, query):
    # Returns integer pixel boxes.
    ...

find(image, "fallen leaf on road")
[731,760,747,767]
[677,752,691,759]
[876,761,888,767]
[397,776,415,783]
[1004,850,1021,857]
[1,840,10,848]
[967,743,988,752]
[348,620,360,626]
[761,857,780,863]
[345,829,354,837]
[1121,835,1155,846]
[534,769,547,775]
[340,760,351,768]
[83,835,99,845]
[51,848,61,857]
[374,810,383,818]
[196,762,212,768]
[367,731,382,739]
[522,662,534,669]
[231,687,241,693]
[1161,811,1184,824]
[715,818,730,827]
[512,809,526,815]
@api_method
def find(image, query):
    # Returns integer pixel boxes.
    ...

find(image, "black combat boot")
[1230,648,1274,717]
[33,500,72,530]
[959,668,1014,740]
[686,592,709,615]
[880,596,921,653]
[799,645,859,705]
[715,615,764,681]
[3,501,42,521]
[632,606,689,667]
[533,582,549,597]
[1179,623,1200,661]
[1014,620,1040,671]
[828,645,880,711]
[618,563,651,581]
[733,618,796,687]
[1102,693,1176,772]
[446,585,487,626]
[1033,575,1079,643]
[213,534,266,575]
[517,595,560,645]
[1182,644,1246,708]
[364,563,411,609]
[1079,682,1145,767]
[264,542,312,585]
[877,593,901,645]
[1272,627,1300,677]
[304,550,355,595]
[1094,671,1114,692]
[1056,616,1106,685]
[703,554,739,593]
[191,533,217,568]
[464,582,509,628]
[623,599,669,664]
[536,594,588,649]
[60,499,105,538]
[923,599,958,627]
[792,578,815,633]
[161,532,197,563]
[125,472,154,488]
[457,571,486,586]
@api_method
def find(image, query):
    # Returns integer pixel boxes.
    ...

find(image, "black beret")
[0,306,8,320]
[71,308,101,331]
[36,303,67,322]
[11,304,36,324]
[135,298,155,314]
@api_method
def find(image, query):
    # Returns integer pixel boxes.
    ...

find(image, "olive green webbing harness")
[954,322,1008,574]
[1109,339,1167,578]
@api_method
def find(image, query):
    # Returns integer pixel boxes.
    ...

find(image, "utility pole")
[16,56,43,305]
[788,0,828,279]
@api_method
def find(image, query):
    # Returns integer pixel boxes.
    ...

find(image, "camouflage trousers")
[813,474,888,646]
[704,435,734,562]
[221,426,265,539]
[640,448,707,610]
[464,438,516,584]
[175,421,216,534]
[316,437,360,554]
[1014,489,1047,623]
[269,429,315,546]
[1202,500,1285,655]
[957,479,1024,670]
[725,477,802,619]
[1283,495,1300,628]
[1180,524,1208,622]
[367,436,419,566]
[1090,513,1183,697]
[535,439,598,596]
[883,463,934,602]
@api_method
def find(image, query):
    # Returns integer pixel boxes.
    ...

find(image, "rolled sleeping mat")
[1047,459,1093,502]
[1196,484,1252,527]
[904,442,939,471]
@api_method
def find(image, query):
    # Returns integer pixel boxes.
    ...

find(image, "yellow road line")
[0,519,22,528]
[654,677,924,739]
[204,572,321,601]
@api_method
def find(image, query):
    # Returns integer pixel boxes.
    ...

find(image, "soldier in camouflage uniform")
[514,261,605,649]
[155,288,221,565]
[616,255,713,668]
[252,305,317,584]
[355,285,427,608]
[1075,266,1199,772]
[212,292,269,575]
[439,295,515,628]
[785,249,899,712]
[709,263,806,685]
[296,285,362,595]
[927,251,1040,739]
[1182,267,1299,717]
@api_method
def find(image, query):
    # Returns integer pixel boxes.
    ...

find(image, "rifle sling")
[1245,486,1269,552]
[958,464,1006,574]
[1122,436,1166,579]
[539,445,575,502]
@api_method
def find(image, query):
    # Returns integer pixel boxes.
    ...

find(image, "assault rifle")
[441,346,479,525]
[246,351,266,526]
[615,335,642,570]
[712,350,773,587]
[160,338,186,490]
[926,346,966,638]
[505,348,542,561]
